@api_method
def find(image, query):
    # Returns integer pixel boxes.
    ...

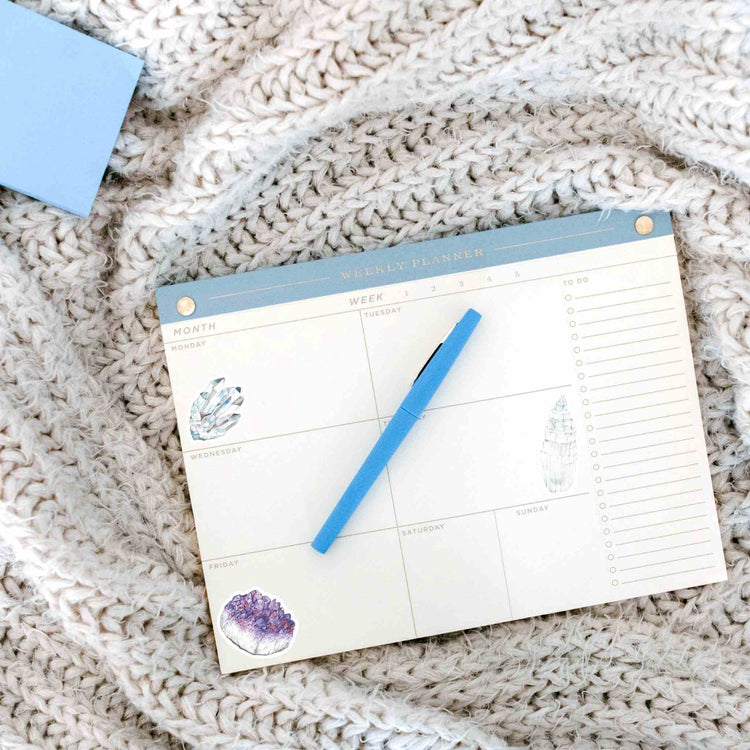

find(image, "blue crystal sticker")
[189,377,243,441]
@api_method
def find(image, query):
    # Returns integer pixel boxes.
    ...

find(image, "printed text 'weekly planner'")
[157,210,726,674]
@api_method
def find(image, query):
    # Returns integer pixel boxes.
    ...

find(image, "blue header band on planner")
[156,210,673,324]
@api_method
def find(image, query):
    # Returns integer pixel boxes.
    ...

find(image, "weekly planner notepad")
[157,210,726,674]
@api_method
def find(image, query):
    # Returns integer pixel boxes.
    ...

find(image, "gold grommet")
[176,296,196,316]
[634,215,654,235]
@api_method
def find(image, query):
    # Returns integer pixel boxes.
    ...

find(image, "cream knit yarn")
[1,1,749,747]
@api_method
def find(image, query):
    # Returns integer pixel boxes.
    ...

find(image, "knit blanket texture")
[1,0,749,747]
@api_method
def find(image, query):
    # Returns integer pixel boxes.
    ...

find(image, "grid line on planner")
[598,424,692,443]
[577,307,676,327]
[493,513,514,618]
[358,309,418,637]
[165,253,677,345]
[596,412,691,431]
[574,281,671,299]
[200,524,397,561]
[589,372,685,391]
[581,320,678,339]
[412,385,569,415]
[613,527,710,546]
[577,293,673,313]
[602,437,694,455]
[610,501,703,521]
[587,360,683,379]
[605,462,699,481]
[617,539,711,558]
[409,492,588,527]
[594,398,689,418]
[199,491,589,563]
[609,487,702,507]
[182,415,380,453]
[182,385,568,453]
[583,333,679,352]
[620,566,715,584]
[606,476,701,495]
[586,346,681,366]
[209,277,332,299]
[359,309,383,420]
[619,551,713,572]
[613,514,707,534]
[602,448,696,469]
[489,226,616,253]
[591,385,686,405]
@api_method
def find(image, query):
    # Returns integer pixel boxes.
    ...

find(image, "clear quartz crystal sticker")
[540,395,577,492]
[189,377,243,440]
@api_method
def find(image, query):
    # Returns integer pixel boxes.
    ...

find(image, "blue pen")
[312,308,482,553]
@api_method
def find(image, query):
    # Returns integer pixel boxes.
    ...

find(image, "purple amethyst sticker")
[220,590,296,656]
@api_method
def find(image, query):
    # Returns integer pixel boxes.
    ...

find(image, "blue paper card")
[0,1,143,216]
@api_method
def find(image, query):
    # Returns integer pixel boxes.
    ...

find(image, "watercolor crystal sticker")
[189,377,243,440]
[220,590,296,656]
[540,394,577,492]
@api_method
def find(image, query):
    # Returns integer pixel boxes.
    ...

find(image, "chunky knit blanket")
[1,1,749,747]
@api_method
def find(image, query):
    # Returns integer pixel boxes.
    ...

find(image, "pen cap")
[401,308,481,415]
